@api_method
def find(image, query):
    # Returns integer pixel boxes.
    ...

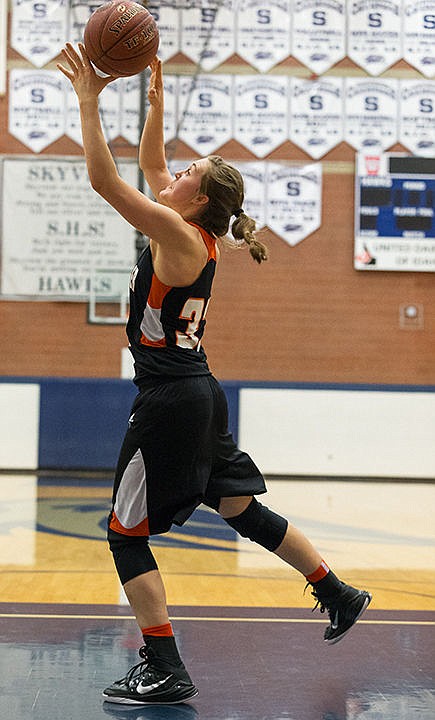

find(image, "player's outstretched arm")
[139,57,173,202]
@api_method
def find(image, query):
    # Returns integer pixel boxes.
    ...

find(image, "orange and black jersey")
[127,223,217,383]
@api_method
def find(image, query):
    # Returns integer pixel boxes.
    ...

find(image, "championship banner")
[64,79,83,146]
[11,0,67,68]
[233,161,268,229]
[347,0,402,76]
[177,75,233,155]
[68,0,101,45]
[289,76,344,159]
[180,0,236,71]
[344,78,398,152]
[0,157,137,298]
[399,80,435,156]
[236,0,292,73]
[354,153,435,272]
[118,76,141,146]
[9,69,64,153]
[403,1,435,78]
[161,75,179,145]
[265,162,322,246]
[291,0,346,75]
[233,76,289,158]
[98,81,121,142]
[147,1,181,63]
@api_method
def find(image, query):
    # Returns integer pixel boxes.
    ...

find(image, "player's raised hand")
[147,57,163,108]
[57,43,114,100]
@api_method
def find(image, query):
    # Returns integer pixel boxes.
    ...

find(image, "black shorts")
[109,375,266,536]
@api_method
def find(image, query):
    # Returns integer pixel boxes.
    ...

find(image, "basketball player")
[58,45,371,707]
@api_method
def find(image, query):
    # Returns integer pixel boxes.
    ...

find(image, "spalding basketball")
[84,1,159,77]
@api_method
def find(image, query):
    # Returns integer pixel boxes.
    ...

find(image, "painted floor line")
[0,612,434,626]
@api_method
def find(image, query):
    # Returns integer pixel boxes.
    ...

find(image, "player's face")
[160,159,210,215]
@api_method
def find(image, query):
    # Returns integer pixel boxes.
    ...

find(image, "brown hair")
[196,155,268,264]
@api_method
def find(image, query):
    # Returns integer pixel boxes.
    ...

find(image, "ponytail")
[231,211,268,264]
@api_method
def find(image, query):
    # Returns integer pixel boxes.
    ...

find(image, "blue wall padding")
[38,378,137,469]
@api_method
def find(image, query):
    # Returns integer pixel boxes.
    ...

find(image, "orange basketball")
[84,1,159,77]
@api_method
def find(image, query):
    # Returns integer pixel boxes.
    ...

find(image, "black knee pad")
[108,527,158,585]
[223,498,288,552]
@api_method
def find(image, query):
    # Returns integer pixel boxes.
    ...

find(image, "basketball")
[84,1,159,77]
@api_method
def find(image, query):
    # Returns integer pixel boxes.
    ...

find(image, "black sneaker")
[102,646,198,705]
[311,581,372,645]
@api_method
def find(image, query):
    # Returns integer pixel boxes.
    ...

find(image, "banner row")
[10,0,435,77]
[9,70,435,156]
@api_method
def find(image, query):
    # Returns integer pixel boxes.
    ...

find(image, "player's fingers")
[64,42,83,68]
[78,42,92,67]
[57,63,74,80]
[59,47,79,73]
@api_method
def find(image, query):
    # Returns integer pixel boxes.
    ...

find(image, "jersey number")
[176,297,210,350]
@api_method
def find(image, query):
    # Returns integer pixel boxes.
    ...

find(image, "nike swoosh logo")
[136,677,170,694]
[331,611,339,630]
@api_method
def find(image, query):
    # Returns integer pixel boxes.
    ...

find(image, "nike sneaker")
[102,646,198,705]
[310,581,372,645]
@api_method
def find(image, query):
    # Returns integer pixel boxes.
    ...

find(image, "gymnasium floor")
[0,474,434,720]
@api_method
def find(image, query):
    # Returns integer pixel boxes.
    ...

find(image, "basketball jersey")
[127,222,216,383]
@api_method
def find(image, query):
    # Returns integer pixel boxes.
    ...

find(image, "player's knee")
[223,497,288,552]
[108,528,158,584]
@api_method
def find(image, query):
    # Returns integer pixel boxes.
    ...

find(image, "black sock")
[143,635,186,671]
[311,570,343,599]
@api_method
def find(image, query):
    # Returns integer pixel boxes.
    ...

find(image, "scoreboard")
[354,155,435,272]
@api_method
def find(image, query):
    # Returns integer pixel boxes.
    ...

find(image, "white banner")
[11,0,67,68]
[265,162,322,246]
[180,0,236,71]
[236,0,292,72]
[64,79,82,146]
[344,78,398,152]
[233,76,288,158]
[147,2,181,63]
[68,0,101,45]
[399,80,435,156]
[292,0,346,75]
[177,75,233,155]
[403,2,435,78]
[9,69,64,152]
[119,75,141,146]
[232,161,268,229]
[347,0,402,75]
[98,81,121,143]
[289,76,344,159]
[1,158,137,298]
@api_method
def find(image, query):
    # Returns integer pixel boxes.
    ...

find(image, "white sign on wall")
[177,75,233,155]
[399,80,435,156]
[180,0,236,71]
[292,0,346,75]
[147,1,181,63]
[9,69,64,152]
[233,75,289,158]
[344,78,399,152]
[265,162,322,246]
[0,158,136,298]
[236,0,292,72]
[11,0,67,67]
[403,1,435,78]
[289,76,344,159]
[347,0,403,75]
[232,161,268,229]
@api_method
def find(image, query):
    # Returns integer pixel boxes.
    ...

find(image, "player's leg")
[218,494,371,644]
[103,389,198,705]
